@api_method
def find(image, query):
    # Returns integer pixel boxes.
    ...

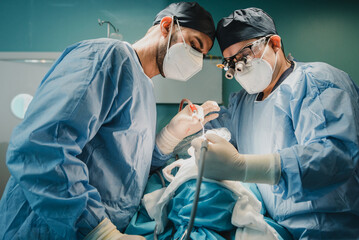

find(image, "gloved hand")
[156,101,220,155]
[84,218,145,240]
[191,133,281,184]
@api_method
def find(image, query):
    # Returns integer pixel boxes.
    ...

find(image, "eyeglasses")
[217,35,272,71]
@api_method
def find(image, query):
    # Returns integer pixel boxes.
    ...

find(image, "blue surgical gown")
[0,38,170,239]
[208,62,359,239]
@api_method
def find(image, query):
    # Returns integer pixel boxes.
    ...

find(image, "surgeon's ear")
[270,35,281,53]
[160,16,173,37]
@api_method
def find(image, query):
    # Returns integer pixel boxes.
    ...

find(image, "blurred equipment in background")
[98,19,123,40]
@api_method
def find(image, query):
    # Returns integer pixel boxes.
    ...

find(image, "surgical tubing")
[179,98,197,113]
[184,140,208,240]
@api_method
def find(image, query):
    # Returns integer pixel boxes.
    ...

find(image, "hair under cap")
[216,7,277,52]
[153,2,215,42]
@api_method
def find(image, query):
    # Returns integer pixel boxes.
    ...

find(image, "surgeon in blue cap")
[0,2,219,239]
[192,7,359,240]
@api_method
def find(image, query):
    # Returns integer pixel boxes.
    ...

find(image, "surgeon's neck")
[261,53,291,100]
[132,34,160,79]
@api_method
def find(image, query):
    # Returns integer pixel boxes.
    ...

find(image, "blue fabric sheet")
[126,171,292,240]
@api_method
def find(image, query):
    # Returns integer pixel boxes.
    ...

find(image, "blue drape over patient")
[126,177,238,240]
[126,157,292,240]
[207,62,359,239]
[167,180,237,239]
[0,38,170,239]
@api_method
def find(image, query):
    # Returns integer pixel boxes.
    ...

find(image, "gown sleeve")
[150,144,173,170]
[6,40,130,238]
[275,64,359,201]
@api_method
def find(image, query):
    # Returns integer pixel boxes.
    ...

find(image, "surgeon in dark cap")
[192,7,359,240]
[0,2,220,240]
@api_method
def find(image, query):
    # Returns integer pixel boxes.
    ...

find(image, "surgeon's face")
[222,39,256,59]
[222,38,276,68]
[156,25,213,77]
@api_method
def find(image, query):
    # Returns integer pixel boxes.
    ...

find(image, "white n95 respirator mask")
[163,17,203,81]
[234,39,277,94]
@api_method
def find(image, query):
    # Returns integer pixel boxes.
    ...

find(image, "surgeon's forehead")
[222,38,257,58]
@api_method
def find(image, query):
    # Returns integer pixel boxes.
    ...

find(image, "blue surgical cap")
[216,8,278,52]
[153,2,215,42]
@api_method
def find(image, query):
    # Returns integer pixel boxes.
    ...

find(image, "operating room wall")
[0,0,358,197]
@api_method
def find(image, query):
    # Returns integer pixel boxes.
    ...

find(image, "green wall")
[1,0,358,131]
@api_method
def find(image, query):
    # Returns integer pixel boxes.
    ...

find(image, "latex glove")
[84,218,145,240]
[156,101,220,155]
[191,133,281,184]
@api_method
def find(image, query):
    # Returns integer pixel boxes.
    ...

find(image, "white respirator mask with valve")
[162,17,203,81]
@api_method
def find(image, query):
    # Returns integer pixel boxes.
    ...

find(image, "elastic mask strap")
[273,51,278,73]
[175,18,187,48]
[261,37,278,73]
[260,38,270,59]
[166,16,174,55]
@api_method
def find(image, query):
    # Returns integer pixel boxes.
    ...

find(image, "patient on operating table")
[133,128,288,240]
